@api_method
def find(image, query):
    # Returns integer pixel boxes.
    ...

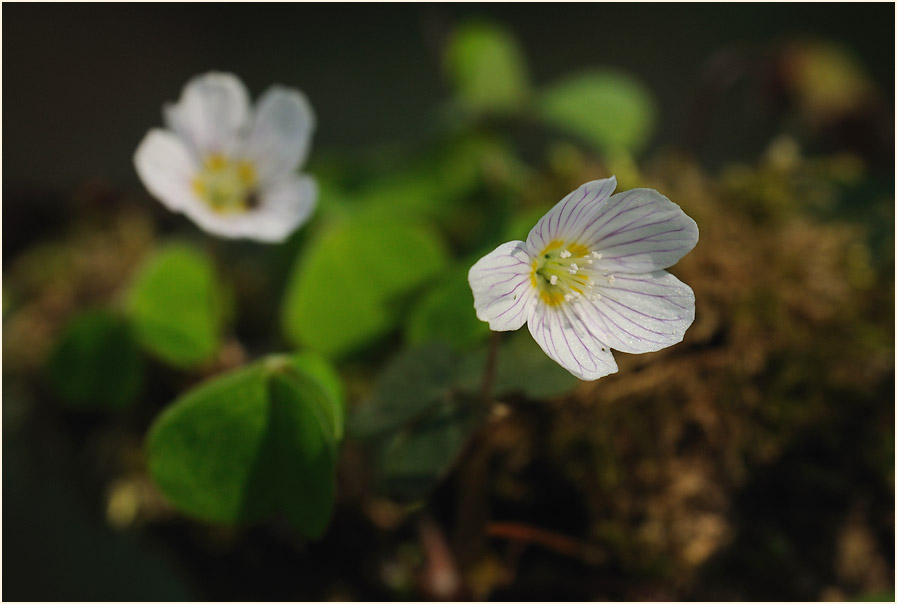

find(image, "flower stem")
[480,331,501,404]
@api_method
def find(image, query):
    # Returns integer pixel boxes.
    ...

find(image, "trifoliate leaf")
[349,342,460,439]
[538,70,657,155]
[281,218,449,357]
[444,20,531,114]
[127,243,227,368]
[348,342,481,502]
[405,266,490,351]
[146,353,344,538]
[459,331,580,399]
[47,309,144,410]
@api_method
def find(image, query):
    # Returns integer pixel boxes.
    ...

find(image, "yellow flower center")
[191,154,258,214]
[530,240,613,306]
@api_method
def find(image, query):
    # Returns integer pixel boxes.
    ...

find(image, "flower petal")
[528,304,618,381]
[526,177,617,254]
[133,129,199,212]
[577,270,695,354]
[164,72,250,157]
[176,175,317,243]
[245,174,318,242]
[580,188,698,273]
[242,85,315,184]
[468,241,536,332]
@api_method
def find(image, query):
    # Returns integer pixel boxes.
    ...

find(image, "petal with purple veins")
[468,241,535,331]
[577,270,695,354]
[526,177,617,254]
[528,304,618,381]
[579,188,698,273]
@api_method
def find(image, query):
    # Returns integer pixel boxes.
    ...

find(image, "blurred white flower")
[468,176,698,380]
[134,72,317,242]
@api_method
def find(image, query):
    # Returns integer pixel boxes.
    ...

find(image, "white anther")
[607,274,615,284]
[564,293,575,301]
[587,259,594,265]
[570,263,579,272]
[549,275,558,285]
[592,251,602,259]
[559,249,572,258]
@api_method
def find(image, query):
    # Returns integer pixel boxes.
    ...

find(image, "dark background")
[4,3,894,192]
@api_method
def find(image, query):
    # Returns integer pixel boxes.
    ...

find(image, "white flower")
[468,176,698,381]
[134,72,317,243]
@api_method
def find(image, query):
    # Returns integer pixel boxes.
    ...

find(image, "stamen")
[534,240,606,307]
[192,154,258,214]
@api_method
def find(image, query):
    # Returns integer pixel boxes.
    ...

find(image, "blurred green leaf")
[317,136,520,224]
[377,397,477,501]
[289,351,346,441]
[349,342,459,438]
[349,342,481,501]
[126,243,226,368]
[439,136,526,195]
[253,369,337,537]
[326,167,458,228]
[538,70,657,155]
[351,334,575,508]
[460,331,580,399]
[445,20,530,114]
[47,309,143,410]
[495,331,580,397]
[147,363,268,522]
[405,266,490,350]
[146,354,343,538]
[503,204,553,242]
[282,218,449,357]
